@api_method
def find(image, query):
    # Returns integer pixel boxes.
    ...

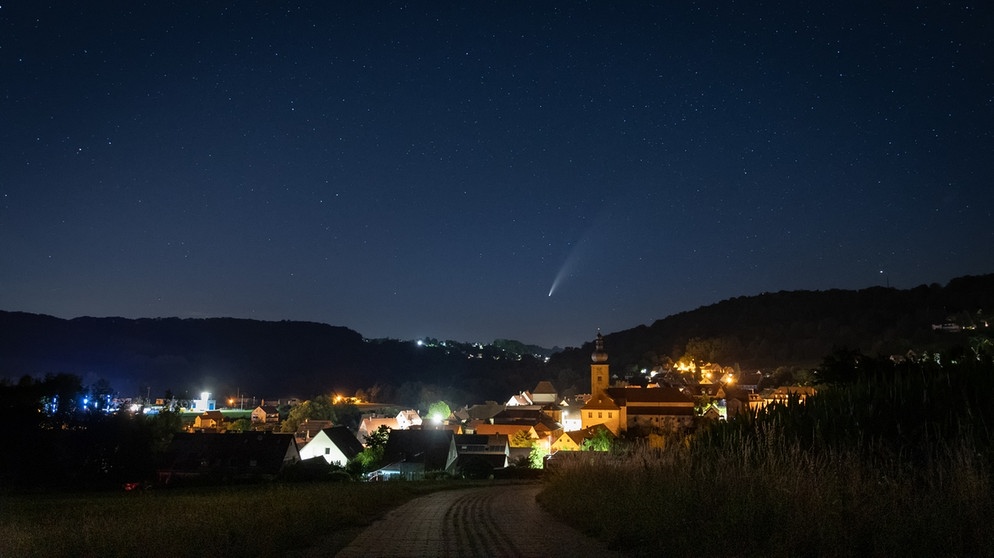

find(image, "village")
[155,333,816,484]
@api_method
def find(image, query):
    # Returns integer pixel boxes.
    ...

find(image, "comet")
[547,239,583,297]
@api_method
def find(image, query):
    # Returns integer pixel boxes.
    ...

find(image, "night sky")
[2,3,992,349]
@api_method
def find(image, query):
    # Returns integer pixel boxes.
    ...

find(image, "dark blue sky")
[2,3,991,348]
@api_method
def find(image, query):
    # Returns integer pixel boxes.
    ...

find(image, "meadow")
[0,481,456,558]
[538,351,994,557]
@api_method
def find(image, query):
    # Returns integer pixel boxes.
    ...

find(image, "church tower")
[590,331,610,395]
[581,331,623,434]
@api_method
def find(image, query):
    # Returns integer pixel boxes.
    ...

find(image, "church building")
[580,332,696,434]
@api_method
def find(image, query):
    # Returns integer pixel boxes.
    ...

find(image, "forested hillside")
[0,313,549,405]
[548,274,994,380]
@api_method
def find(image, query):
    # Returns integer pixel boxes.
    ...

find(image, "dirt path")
[334,483,625,557]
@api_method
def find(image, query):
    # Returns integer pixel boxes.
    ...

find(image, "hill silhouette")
[0,313,550,405]
[2,274,991,404]
[547,274,994,380]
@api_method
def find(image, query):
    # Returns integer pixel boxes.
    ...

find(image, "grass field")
[0,481,458,558]
[538,355,994,557]
[539,435,993,557]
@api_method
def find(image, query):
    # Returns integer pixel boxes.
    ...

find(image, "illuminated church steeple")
[590,331,610,395]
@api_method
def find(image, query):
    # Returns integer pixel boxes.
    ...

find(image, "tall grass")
[0,481,453,558]
[539,352,994,557]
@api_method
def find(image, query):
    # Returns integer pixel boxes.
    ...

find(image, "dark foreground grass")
[538,440,993,557]
[0,480,460,558]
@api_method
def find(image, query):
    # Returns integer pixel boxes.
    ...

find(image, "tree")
[147,409,183,453]
[528,442,549,469]
[40,373,86,425]
[817,347,893,384]
[87,378,115,413]
[364,424,390,450]
[581,426,613,452]
[510,429,535,448]
[427,400,451,423]
[352,425,390,473]
[226,417,252,432]
[281,395,337,432]
[333,401,361,431]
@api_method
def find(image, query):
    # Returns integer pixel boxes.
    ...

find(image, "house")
[607,386,697,431]
[551,424,616,453]
[298,426,365,466]
[157,432,300,484]
[453,434,509,477]
[531,381,558,404]
[765,386,818,406]
[580,391,623,434]
[251,405,280,424]
[373,429,458,480]
[396,409,422,429]
[358,416,400,441]
[192,410,227,431]
[295,419,334,445]
[683,382,727,400]
[421,422,464,435]
[492,407,563,432]
[559,402,583,432]
[189,392,216,412]
[550,430,583,452]
[474,423,539,463]
[737,371,764,392]
[506,391,533,406]
[356,410,422,443]
[581,332,696,434]
[474,423,539,445]
[458,401,503,422]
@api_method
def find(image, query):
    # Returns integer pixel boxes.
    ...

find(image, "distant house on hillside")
[298,426,365,466]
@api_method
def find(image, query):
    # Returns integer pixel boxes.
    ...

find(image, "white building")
[189,392,216,412]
